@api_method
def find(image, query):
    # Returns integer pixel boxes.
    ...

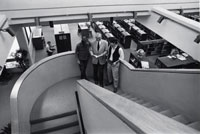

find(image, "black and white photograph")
[0,0,199,133]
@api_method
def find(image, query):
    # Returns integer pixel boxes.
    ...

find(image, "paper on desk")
[167,55,172,58]
[141,61,149,69]
[182,53,189,57]
[176,54,186,61]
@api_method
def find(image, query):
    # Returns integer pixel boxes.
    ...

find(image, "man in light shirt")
[90,32,108,87]
[106,37,124,93]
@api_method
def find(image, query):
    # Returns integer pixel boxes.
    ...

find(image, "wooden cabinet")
[32,27,44,50]
[78,22,90,38]
[54,24,71,53]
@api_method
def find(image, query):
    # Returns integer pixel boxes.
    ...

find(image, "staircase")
[117,90,200,131]
[30,110,80,134]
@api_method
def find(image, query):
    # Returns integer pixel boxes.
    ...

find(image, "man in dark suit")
[90,32,108,87]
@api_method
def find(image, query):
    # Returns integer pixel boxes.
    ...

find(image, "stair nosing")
[31,121,79,134]
[30,110,77,125]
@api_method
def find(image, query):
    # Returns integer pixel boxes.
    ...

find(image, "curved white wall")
[10,52,81,134]
[10,51,200,133]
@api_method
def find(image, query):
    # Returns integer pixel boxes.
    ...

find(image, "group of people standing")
[75,32,124,93]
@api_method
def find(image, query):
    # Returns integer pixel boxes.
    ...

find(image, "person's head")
[95,32,102,41]
[170,48,179,56]
[137,49,145,59]
[81,36,88,43]
[109,37,118,48]
[47,41,51,46]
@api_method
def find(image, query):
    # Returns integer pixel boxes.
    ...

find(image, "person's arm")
[75,45,80,64]
[97,41,108,57]
[75,44,79,55]
[46,45,53,52]
[119,48,124,60]
[89,45,95,57]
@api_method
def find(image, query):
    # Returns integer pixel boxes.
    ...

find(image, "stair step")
[188,122,200,131]
[31,121,79,134]
[150,105,166,112]
[31,114,78,132]
[46,126,80,134]
[172,115,190,124]
[120,93,129,97]
[73,131,81,134]
[130,97,139,101]
[124,94,135,99]
[142,102,155,108]
[30,110,77,125]
[160,109,175,117]
[134,99,146,104]
[116,90,125,95]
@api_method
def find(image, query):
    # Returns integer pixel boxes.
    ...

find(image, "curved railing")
[10,51,84,134]
[10,51,200,134]
[120,59,200,121]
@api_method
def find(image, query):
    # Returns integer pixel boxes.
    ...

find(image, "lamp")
[157,16,165,24]
[0,27,15,37]
[194,34,200,44]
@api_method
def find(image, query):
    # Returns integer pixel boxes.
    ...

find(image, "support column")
[11,25,34,65]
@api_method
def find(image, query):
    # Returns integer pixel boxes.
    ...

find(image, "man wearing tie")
[90,32,108,87]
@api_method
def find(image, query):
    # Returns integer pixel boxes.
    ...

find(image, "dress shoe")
[105,82,113,86]
[100,83,104,87]
[113,88,118,93]
[95,81,98,84]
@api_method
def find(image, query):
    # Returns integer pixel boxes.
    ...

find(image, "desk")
[105,33,114,38]
[155,55,197,68]
[0,61,20,81]
[98,25,106,29]
[96,21,103,25]
[32,27,44,50]
[5,61,20,69]
[102,28,109,33]
[93,21,114,41]
[129,52,155,68]
[78,22,90,38]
